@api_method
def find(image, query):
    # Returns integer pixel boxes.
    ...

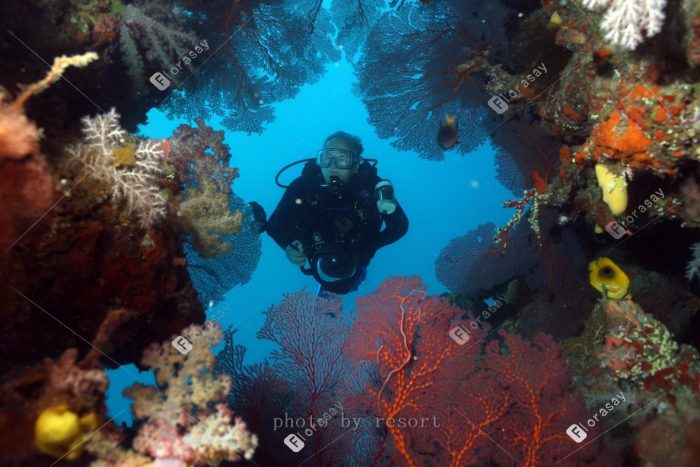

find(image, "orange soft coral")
[0,105,40,160]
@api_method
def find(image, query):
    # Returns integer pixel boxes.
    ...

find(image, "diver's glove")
[285,240,307,266]
[375,180,397,215]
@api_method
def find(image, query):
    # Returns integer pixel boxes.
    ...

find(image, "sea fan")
[118,0,200,89]
[69,108,168,228]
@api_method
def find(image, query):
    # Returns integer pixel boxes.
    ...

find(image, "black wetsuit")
[266,161,409,294]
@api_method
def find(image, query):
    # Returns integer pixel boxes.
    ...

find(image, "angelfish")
[437,114,458,150]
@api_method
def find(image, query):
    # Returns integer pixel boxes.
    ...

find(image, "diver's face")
[320,138,358,185]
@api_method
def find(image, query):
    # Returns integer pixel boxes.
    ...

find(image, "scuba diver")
[248,131,408,295]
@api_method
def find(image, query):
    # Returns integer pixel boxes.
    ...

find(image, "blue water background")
[106,58,512,425]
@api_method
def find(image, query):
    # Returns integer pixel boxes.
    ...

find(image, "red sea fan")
[483,331,600,466]
[345,276,490,465]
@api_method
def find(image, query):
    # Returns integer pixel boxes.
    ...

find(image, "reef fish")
[437,114,458,150]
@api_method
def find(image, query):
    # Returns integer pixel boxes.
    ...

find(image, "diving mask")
[316,148,358,169]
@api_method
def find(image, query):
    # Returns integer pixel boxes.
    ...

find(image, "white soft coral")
[582,0,667,50]
[686,243,700,282]
[69,108,167,228]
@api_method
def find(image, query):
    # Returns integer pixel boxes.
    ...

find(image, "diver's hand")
[285,240,307,266]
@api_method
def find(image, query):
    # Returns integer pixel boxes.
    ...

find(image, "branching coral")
[8,52,99,111]
[69,108,168,228]
[88,323,257,466]
[582,0,667,50]
[495,188,543,249]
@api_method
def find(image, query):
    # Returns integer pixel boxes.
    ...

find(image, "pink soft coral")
[87,323,257,466]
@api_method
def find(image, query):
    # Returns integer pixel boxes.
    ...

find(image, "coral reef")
[87,323,257,466]
[0,53,99,250]
[169,118,243,259]
[596,300,700,389]
[0,349,108,463]
[564,299,700,464]
[1,102,203,378]
[69,108,168,228]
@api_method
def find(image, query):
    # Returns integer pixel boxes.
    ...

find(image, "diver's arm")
[375,202,408,247]
[266,179,306,250]
[362,202,408,263]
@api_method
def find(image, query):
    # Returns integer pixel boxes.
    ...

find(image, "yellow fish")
[437,114,458,150]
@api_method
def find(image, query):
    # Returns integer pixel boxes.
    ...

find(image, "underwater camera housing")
[316,253,357,282]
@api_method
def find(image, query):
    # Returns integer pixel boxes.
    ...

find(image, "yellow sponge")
[595,163,628,215]
[34,404,99,460]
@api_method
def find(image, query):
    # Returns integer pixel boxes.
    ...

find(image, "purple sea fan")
[68,108,168,228]
[356,0,511,160]
[257,291,350,415]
